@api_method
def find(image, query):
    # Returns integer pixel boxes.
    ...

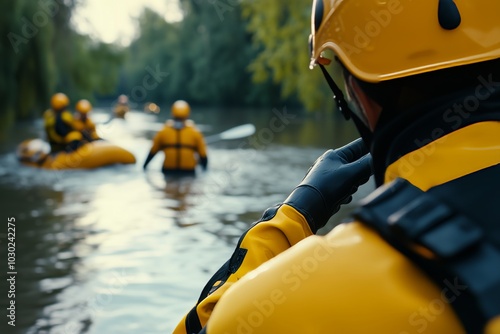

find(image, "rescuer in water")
[143,100,208,175]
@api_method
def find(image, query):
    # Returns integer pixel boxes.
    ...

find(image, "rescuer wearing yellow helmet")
[43,93,83,153]
[73,99,100,142]
[113,94,130,119]
[143,100,208,175]
[174,1,500,333]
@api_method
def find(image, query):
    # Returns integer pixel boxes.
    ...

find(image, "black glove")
[199,156,208,171]
[143,152,155,170]
[284,138,373,233]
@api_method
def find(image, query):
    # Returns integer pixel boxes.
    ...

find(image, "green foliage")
[241,0,334,112]
[0,1,52,122]
[122,8,179,106]
[121,1,284,109]
[58,34,124,99]
[0,0,124,127]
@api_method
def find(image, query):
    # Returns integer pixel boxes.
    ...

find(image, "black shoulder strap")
[353,166,500,334]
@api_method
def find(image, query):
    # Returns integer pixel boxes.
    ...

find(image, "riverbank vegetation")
[0,0,337,130]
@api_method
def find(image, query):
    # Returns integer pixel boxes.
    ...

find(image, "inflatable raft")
[17,139,136,169]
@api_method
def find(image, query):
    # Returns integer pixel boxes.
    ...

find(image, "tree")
[241,0,336,112]
[122,2,284,109]
[0,0,55,125]
[0,0,124,131]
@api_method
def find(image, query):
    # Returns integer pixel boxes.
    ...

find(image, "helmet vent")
[438,0,461,30]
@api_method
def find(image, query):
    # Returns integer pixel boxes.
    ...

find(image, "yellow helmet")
[171,100,190,119]
[51,93,69,111]
[76,99,92,114]
[310,0,500,83]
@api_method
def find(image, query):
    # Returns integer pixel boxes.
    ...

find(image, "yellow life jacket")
[74,115,99,141]
[43,109,64,144]
[150,120,207,172]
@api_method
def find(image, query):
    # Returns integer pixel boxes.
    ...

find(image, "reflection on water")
[0,108,373,333]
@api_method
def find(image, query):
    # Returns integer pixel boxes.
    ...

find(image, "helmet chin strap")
[318,64,351,120]
[318,64,374,147]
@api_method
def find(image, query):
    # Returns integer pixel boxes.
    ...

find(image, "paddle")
[204,124,256,144]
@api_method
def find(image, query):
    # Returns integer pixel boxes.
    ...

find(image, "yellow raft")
[17,139,136,169]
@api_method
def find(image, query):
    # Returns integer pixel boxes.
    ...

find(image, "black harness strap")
[187,206,281,334]
[354,167,500,334]
[160,143,197,150]
[185,307,203,334]
[55,111,73,137]
[184,248,250,334]
[176,129,181,169]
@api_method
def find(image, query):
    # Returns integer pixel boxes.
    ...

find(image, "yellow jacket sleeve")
[73,119,84,131]
[173,204,313,334]
[150,130,164,155]
[43,109,54,127]
[61,110,75,128]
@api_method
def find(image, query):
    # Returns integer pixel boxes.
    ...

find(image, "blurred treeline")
[0,0,123,127]
[0,0,334,128]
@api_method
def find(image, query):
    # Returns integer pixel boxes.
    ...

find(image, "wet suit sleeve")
[88,119,100,140]
[61,111,76,129]
[143,131,163,170]
[73,118,84,131]
[172,204,312,334]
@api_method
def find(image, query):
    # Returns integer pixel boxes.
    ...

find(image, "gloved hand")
[284,138,373,233]
[199,156,208,171]
[143,152,155,170]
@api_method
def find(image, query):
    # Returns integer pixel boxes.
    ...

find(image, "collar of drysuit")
[370,87,500,189]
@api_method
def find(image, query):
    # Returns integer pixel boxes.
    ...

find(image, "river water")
[0,107,374,334]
